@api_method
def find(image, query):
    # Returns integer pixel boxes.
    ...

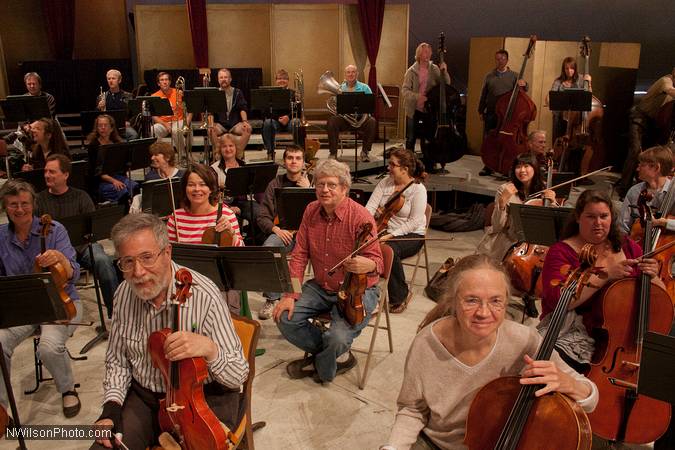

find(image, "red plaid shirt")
[287,197,383,299]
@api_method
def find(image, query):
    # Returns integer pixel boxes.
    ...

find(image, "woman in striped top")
[166,163,244,246]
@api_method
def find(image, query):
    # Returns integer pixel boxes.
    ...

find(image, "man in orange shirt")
[151,72,192,142]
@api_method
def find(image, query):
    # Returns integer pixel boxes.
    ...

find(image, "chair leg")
[360,294,386,390]
[423,242,431,284]
[409,251,423,289]
[383,294,394,353]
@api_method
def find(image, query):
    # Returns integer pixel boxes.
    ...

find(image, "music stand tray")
[549,89,592,112]
[184,88,227,114]
[0,95,51,122]
[276,188,316,230]
[128,96,173,117]
[250,88,292,117]
[100,138,155,175]
[141,178,184,216]
[509,203,573,246]
[14,168,47,192]
[224,164,279,197]
[638,331,675,404]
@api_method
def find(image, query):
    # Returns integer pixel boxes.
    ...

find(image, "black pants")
[406,111,430,151]
[90,379,244,450]
[387,234,424,306]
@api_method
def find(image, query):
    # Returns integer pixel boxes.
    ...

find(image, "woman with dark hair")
[145,141,184,181]
[383,254,597,450]
[366,148,428,313]
[477,153,556,260]
[21,118,70,171]
[539,189,663,373]
[87,114,137,203]
[166,163,243,246]
[549,57,592,142]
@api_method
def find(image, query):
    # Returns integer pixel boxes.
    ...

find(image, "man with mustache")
[90,213,248,450]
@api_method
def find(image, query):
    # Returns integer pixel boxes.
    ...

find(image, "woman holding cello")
[382,254,597,450]
[366,149,427,313]
[549,57,592,143]
[477,153,556,261]
[0,180,82,418]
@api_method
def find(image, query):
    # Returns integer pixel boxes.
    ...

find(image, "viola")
[375,179,415,233]
[201,197,235,247]
[586,200,673,443]
[337,223,375,327]
[37,215,76,321]
[480,36,537,175]
[148,269,232,450]
[466,244,599,450]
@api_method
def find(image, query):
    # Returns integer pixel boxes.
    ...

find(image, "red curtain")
[186,0,209,68]
[42,0,75,60]
[357,0,385,95]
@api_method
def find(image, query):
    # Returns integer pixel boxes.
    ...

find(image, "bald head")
[344,65,358,86]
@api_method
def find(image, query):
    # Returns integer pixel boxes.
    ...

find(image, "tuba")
[318,71,369,128]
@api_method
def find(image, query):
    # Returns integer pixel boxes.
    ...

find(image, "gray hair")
[24,72,42,86]
[0,179,36,211]
[528,130,546,142]
[314,159,352,189]
[111,213,169,256]
[106,69,122,80]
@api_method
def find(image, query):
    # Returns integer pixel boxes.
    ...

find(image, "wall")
[73,0,130,59]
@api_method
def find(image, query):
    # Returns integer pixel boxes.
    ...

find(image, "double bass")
[148,269,232,450]
[423,32,464,169]
[481,36,537,175]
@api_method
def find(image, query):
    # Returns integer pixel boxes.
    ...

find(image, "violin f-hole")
[602,346,625,374]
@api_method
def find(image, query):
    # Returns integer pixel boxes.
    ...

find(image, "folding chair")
[403,204,432,288]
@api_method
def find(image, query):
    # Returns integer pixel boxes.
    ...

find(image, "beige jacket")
[401,61,451,119]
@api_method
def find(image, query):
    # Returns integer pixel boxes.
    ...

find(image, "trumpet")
[97,86,107,111]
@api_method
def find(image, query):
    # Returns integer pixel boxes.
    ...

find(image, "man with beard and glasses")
[90,213,248,450]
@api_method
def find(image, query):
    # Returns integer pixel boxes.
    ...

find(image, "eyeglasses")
[460,297,506,312]
[117,247,166,272]
[315,182,340,191]
[5,201,33,211]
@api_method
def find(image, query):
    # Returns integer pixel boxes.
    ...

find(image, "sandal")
[390,291,414,314]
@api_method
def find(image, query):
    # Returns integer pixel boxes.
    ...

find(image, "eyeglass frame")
[116,246,167,272]
[459,297,507,312]
[315,181,341,191]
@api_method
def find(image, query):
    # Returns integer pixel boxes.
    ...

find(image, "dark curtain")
[42,0,75,60]
[357,0,385,95]
[186,0,209,68]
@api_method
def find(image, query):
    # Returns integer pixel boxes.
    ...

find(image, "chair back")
[424,204,432,229]
[380,243,394,282]
[230,314,261,449]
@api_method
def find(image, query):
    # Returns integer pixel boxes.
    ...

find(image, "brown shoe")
[390,291,414,314]
[286,356,316,379]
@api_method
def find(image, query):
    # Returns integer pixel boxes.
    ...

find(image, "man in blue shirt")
[0,180,82,418]
[326,65,377,162]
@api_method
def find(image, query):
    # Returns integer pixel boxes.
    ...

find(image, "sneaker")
[360,151,370,162]
[258,299,277,320]
[62,390,81,418]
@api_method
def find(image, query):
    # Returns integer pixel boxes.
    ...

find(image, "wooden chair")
[353,243,394,389]
[403,204,432,288]
[230,314,263,450]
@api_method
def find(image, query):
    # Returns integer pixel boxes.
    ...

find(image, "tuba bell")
[317,71,368,128]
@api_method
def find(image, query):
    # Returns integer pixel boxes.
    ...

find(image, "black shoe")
[478,166,493,176]
[336,351,357,375]
[286,356,316,379]
[62,390,81,418]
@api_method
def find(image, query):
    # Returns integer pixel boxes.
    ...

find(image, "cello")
[465,244,597,450]
[481,36,537,175]
[148,268,232,450]
[586,198,673,444]
[423,32,464,170]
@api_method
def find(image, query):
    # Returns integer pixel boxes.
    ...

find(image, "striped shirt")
[166,205,244,246]
[102,262,249,406]
[287,197,383,299]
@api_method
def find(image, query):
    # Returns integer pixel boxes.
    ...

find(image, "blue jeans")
[262,118,296,154]
[0,301,82,408]
[277,280,379,381]
[78,242,120,319]
[262,233,295,301]
[99,174,138,203]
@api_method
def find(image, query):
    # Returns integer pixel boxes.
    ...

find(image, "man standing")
[256,145,311,319]
[262,69,299,160]
[326,65,378,162]
[96,69,138,140]
[273,159,383,384]
[478,50,527,176]
[36,154,120,320]
[212,68,252,159]
[91,213,248,450]
[24,72,56,117]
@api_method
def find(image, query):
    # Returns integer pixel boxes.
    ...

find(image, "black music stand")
[0,273,73,450]
[250,88,292,120]
[548,89,592,112]
[14,161,88,192]
[509,204,572,246]
[128,96,174,117]
[225,163,278,242]
[276,188,317,230]
[13,167,46,192]
[375,82,393,179]
[0,95,51,122]
[59,206,125,354]
[638,331,675,403]
[336,92,375,183]
[100,138,155,178]
[185,88,227,163]
[141,178,184,216]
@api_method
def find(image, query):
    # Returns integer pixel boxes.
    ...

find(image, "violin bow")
[167,174,181,242]
[527,166,612,200]
[639,239,675,260]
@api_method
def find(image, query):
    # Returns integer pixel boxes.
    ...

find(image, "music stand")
[0,95,51,122]
[250,88,291,119]
[100,138,155,177]
[638,331,675,404]
[0,273,72,450]
[548,89,592,112]
[225,163,278,242]
[13,160,88,192]
[336,92,375,183]
[375,83,393,179]
[128,96,174,117]
[509,203,573,246]
[59,206,125,354]
[141,178,184,216]
[13,167,46,192]
[185,88,226,164]
[276,188,317,230]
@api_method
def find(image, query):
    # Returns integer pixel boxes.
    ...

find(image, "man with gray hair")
[273,159,383,384]
[91,213,248,449]
[96,69,138,140]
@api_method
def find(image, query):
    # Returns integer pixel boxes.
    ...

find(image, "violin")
[37,215,76,321]
[337,223,374,327]
[148,269,232,450]
[586,197,673,443]
[201,194,235,247]
[480,36,537,175]
[375,179,415,233]
[466,244,598,450]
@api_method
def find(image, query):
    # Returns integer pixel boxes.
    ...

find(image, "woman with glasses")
[383,254,597,450]
[365,148,427,313]
[0,180,83,419]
